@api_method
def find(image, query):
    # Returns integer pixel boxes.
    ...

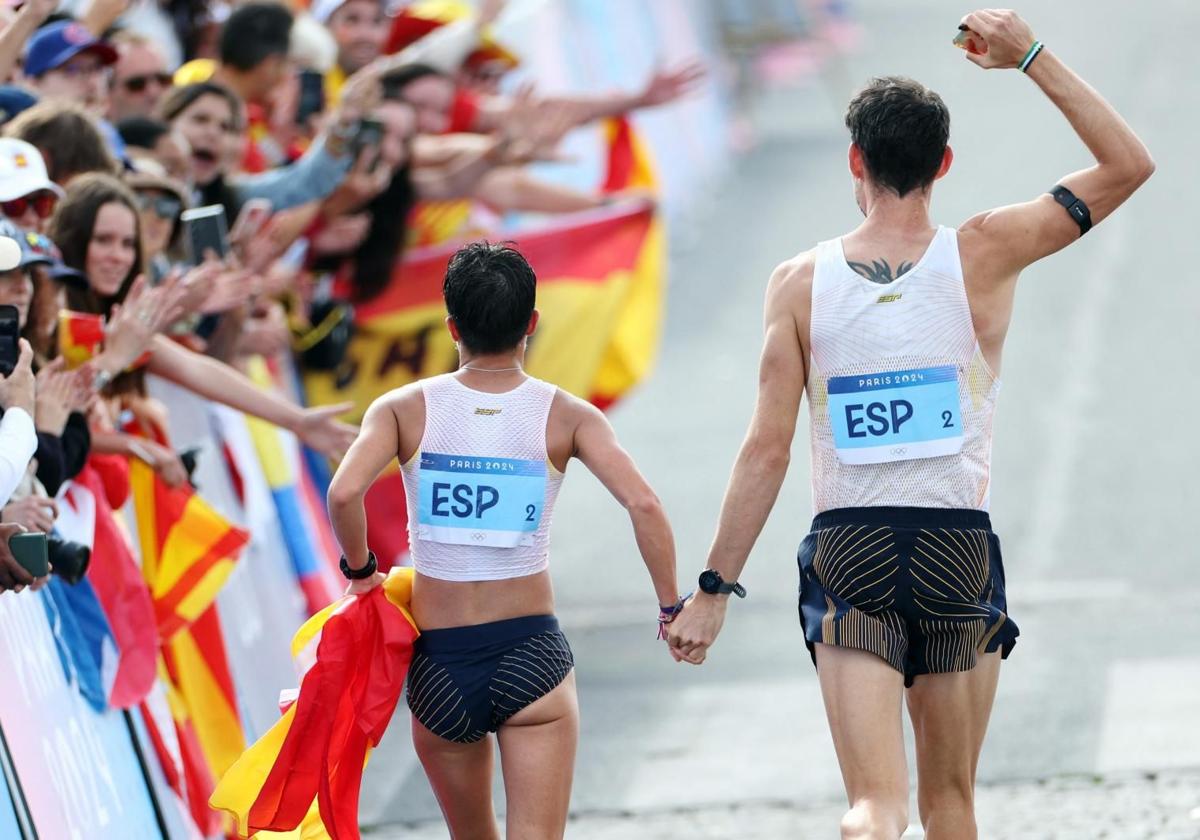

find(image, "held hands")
[665,593,728,665]
[958,9,1036,69]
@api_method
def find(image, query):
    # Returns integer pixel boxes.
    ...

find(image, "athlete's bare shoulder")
[545,385,599,471]
[766,249,816,350]
[369,380,426,461]
[769,248,816,300]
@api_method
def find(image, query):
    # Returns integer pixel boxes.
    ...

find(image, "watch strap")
[340,550,377,580]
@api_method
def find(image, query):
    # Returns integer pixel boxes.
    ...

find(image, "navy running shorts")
[797,506,1018,686]
[405,614,574,743]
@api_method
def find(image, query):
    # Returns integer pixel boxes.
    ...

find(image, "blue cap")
[0,219,68,273]
[23,21,117,79]
[0,86,37,126]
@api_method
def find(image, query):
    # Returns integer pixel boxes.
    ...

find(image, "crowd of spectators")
[0,0,702,593]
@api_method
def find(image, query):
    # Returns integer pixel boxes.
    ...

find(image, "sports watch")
[698,569,746,598]
[340,550,378,580]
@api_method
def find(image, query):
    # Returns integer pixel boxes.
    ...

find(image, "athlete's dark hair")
[443,242,536,354]
[845,76,950,197]
[219,3,293,71]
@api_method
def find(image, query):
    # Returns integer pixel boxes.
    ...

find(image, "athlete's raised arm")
[667,255,811,664]
[327,395,404,592]
[570,398,679,619]
[957,9,1154,275]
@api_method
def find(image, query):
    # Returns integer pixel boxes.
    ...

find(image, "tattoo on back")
[847,258,914,285]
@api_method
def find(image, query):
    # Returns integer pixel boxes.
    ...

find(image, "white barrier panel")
[0,591,163,840]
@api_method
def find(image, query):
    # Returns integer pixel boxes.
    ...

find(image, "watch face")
[698,569,721,594]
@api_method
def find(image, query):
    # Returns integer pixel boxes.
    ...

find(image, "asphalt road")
[366,0,1200,835]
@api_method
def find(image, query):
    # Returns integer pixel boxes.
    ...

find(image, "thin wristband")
[1019,40,1043,73]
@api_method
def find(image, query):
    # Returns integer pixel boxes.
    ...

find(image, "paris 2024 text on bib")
[417,452,547,547]
[827,365,964,465]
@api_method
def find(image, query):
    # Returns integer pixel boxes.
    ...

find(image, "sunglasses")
[121,72,173,93]
[1,191,57,220]
[136,193,182,220]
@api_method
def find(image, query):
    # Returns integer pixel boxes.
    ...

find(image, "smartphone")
[350,118,385,173]
[181,204,230,266]
[0,304,18,376]
[9,532,48,578]
[296,69,325,126]
[230,198,273,243]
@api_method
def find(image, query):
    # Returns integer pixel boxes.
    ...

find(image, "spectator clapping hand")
[34,358,79,436]
[101,274,187,368]
[0,339,36,417]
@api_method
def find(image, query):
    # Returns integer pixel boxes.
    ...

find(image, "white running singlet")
[400,374,563,581]
[808,226,1000,512]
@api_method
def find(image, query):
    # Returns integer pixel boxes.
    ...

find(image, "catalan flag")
[211,569,419,840]
[128,455,250,638]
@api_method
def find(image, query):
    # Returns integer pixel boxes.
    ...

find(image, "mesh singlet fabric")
[400,374,563,581]
[807,226,1000,512]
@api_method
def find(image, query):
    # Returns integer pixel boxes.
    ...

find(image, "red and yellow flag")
[128,457,250,638]
[212,569,419,840]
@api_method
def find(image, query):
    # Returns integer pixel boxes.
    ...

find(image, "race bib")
[827,365,964,465]
[416,452,546,548]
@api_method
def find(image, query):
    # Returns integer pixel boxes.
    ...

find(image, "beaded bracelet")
[1019,40,1044,73]
[657,593,691,640]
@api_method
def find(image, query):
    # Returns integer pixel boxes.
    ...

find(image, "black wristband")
[340,550,378,580]
[1050,185,1092,236]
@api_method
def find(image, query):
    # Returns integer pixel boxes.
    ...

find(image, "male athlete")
[667,9,1153,840]
[326,242,681,839]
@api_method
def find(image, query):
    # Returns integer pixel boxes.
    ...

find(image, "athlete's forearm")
[628,498,678,607]
[704,437,790,583]
[327,491,370,570]
[1027,49,1153,182]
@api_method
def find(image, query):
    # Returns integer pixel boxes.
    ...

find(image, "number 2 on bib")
[826,365,964,465]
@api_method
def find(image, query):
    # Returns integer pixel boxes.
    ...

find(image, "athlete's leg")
[905,651,1002,840]
[816,644,910,840]
[411,716,500,840]
[496,671,579,840]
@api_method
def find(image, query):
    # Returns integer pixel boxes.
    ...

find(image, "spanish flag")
[211,569,419,839]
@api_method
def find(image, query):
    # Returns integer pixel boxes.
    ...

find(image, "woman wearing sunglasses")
[0,138,62,234]
[124,157,188,284]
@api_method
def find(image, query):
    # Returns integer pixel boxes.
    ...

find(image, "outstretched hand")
[297,401,358,461]
[638,61,706,108]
